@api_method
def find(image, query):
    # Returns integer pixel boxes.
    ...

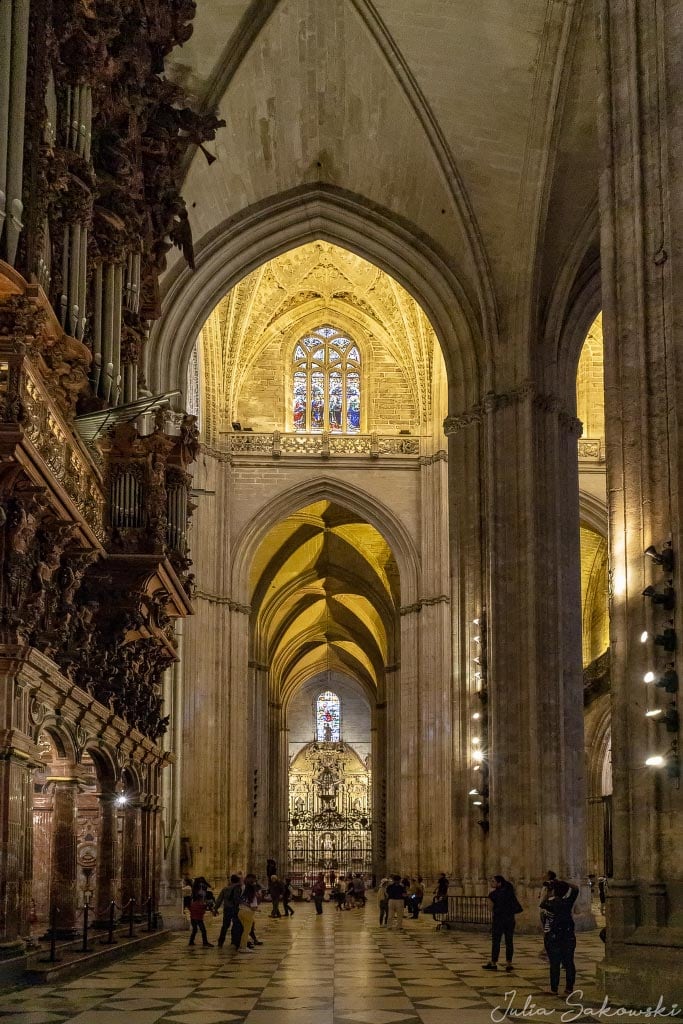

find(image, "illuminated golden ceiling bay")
[249,500,399,702]
[194,241,447,445]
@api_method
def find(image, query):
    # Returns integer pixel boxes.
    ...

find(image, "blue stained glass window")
[292,326,362,433]
[316,691,341,741]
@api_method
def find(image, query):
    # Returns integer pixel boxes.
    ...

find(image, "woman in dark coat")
[540,879,579,995]
[482,875,522,971]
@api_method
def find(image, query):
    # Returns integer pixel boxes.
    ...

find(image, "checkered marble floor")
[0,903,607,1024]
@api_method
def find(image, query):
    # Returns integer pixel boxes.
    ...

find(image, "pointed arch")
[150,185,482,414]
[231,474,420,610]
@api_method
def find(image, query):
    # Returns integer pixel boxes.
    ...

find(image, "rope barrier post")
[128,897,135,938]
[100,900,116,945]
[39,905,61,963]
[81,902,90,953]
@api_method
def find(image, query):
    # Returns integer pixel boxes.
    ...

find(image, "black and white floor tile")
[0,903,607,1024]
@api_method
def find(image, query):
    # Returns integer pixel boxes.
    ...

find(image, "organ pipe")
[0,1,13,242]
[91,262,102,392]
[112,263,123,405]
[3,0,30,265]
[102,262,114,402]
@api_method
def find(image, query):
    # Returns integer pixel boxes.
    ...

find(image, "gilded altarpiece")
[288,742,372,884]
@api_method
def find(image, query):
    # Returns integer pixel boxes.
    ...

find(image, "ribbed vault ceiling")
[164,0,600,348]
[250,500,399,701]
[197,240,440,444]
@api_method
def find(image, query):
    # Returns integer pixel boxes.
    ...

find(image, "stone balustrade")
[211,431,422,459]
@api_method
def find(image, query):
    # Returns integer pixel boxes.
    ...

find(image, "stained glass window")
[292,326,361,433]
[316,691,341,742]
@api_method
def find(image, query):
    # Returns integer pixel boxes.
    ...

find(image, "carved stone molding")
[399,594,450,616]
[444,381,582,437]
[193,589,251,615]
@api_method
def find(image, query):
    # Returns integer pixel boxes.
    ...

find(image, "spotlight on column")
[642,584,676,610]
[472,748,484,762]
[644,543,674,573]
[116,794,128,806]
[656,706,679,733]
[644,671,656,683]
[472,712,481,720]
[640,631,649,643]
[655,668,679,693]
[645,748,680,779]
[655,627,677,652]
[468,788,480,795]
[472,635,481,644]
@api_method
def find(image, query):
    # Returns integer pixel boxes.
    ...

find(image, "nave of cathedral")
[0,903,607,1024]
[0,0,681,1011]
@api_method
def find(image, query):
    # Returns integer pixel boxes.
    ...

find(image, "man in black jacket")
[214,873,242,948]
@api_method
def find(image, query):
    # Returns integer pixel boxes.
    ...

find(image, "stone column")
[93,792,118,926]
[445,412,490,894]
[0,754,34,951]
[385,613,418,872]
[595,0,683,1004]
[120,800,143,914]
[471,384,587,924]
[416,452,452,881]
[47,779,80,938]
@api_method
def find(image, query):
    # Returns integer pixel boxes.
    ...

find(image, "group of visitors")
[183,863,580,994]
[479,870,579,997]
[181,872,267,953]
[376,874,432,926]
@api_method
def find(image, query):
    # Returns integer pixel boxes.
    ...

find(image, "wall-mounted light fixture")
[642,584,676,610]
[644,542,675,573]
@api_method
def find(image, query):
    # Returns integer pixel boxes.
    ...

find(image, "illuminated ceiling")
[250,500,398,702]
[196,240,441,444]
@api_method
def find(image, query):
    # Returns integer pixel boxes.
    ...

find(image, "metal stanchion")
[39,906,61,963]
[100,900,116,945]
[81,902,90,953]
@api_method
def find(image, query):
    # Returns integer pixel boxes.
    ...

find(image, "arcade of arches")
[0,0,680,1010]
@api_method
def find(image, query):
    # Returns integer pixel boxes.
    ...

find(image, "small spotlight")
[642,584,675,610]
[644,671,656,683]
[644,543,674,573]
[655,628,677,652]
[473,656,482,665]
[655,668,679,693]
[645,709,663,717]
[472,712,481,720]
[473,800,482,806]
[645,755,665,766]
[473,764,481,771]
[472,749,484,762]
[472,635,481,644]
[473,618,481,626]
[116,795,128,806]
[474,672,483,681]
[469,788,479,795]
[472,736,480,745]
[640,631,649,643]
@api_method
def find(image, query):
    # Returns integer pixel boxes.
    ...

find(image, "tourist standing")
[386,875,407,929]
[269,875,284,917]
[435,873,449,901]
[540,879,579,995]
[214,873,241,948]
[188,890,214,947]
[482,875,523,971]
[311,872,326,914]
[377,877,389,926]
[282,876,294,916]
[538,870,557,958]
[237,874,260,953]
